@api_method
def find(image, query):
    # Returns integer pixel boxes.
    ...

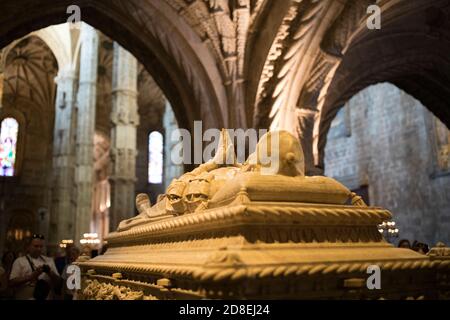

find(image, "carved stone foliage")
[82,279,157,300]
[168,0,258,79]
[254,0,337,132]
[163,0,255,127]
[251,0,379,172]
[299,1,373,168]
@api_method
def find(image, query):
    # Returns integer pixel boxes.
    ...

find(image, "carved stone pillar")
[49,68,78,247]
[109,43,139,231]
[163,102,184,190]
[231,2,250,129]
[74,24,99,245]
[207,0,250,129]
[297,108,323,176]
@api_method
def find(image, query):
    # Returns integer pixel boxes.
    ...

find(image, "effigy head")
[165,179,187,214]
[246,130,305,177]
[184,173,213,213]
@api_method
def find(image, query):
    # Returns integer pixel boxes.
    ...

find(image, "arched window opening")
[148,131,163,184]
[0,117,19,177]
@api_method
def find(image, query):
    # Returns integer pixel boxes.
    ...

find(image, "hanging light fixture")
[378,220,399,239]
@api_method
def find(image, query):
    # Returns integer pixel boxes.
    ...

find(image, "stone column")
[297,108,324,176]
[49,67,78,247]
[163,102,184,190]
[109,43,139,231]
[74,24,99,245]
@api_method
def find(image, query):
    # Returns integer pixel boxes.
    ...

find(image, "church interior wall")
[325,83,450,246]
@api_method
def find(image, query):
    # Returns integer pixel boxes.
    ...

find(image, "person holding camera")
[9,234,61,300]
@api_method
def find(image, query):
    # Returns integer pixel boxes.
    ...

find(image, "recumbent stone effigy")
[77,130,450,300]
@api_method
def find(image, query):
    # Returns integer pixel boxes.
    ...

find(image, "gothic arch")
[0,0,228,132]
[315,0,450,169]
[244,0,294,127]
[33,24,78,71]
[251,0,348,132]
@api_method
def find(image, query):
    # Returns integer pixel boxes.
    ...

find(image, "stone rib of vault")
[77,131,450,300]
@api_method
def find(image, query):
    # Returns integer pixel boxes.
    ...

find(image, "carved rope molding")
[105,227,385,246]
[79,257,450,284]
[79,274,445,300]
[105,203,393,244]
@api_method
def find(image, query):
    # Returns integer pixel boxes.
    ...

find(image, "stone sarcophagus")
[77,131,450,300]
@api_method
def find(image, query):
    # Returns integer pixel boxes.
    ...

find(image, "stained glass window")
[148,131,163,184]
[0,118,19,177]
